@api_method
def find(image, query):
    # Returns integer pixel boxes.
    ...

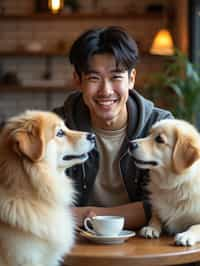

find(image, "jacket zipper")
[81,163,87,190]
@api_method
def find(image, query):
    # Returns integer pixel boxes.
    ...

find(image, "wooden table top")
[64,235,200,266]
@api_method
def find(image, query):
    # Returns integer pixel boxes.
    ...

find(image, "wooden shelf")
[0,85,74,92]
[0,50,68,57]
[0,50,155,57]
[0,12,163,21]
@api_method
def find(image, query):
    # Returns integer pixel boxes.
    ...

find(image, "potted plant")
[143,50,200,125]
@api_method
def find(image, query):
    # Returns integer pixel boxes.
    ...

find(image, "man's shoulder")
[129,89,173,120]
[152,106,173,119]
[127,90,173,138]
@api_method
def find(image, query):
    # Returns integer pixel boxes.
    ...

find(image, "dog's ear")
[12,122,44,162]
[172,132,200,174]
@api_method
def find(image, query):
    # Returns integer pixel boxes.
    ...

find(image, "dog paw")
[175,231,196,246]
[140,226,161,239]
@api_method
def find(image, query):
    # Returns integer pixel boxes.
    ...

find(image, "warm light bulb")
[48,0,64,14]
[150,29,174,56]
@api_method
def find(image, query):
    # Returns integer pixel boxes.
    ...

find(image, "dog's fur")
[0,110,95,266]
[129,119,200,246]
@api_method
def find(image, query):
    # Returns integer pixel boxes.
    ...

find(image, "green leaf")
[143,49,200,124]
[170,83,183,98]
[186,62,200,82]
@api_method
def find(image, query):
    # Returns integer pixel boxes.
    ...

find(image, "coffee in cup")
[83,215,124,236]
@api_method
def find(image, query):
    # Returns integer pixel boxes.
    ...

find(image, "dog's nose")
[129,141,138,152]
[87,133,96,143]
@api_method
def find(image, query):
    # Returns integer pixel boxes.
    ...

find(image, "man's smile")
[95,98,118,108]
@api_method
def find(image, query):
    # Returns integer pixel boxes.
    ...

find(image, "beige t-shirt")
[88,125,130,207]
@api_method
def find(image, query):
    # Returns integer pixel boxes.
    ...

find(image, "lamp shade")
[150,29,174,56]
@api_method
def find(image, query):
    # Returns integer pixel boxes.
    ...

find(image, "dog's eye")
[155,135,165,144]
[56,129,65,137]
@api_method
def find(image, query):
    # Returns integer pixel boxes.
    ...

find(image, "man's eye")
[56,129,65,137]
[112,75,123,80]
[87,76,99,81]
[155,135,165,144]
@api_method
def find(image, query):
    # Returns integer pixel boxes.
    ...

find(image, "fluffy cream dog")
[0,110,95,266]
[129,119,200,246]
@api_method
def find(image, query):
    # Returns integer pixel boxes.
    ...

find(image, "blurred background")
[0,0,199,124]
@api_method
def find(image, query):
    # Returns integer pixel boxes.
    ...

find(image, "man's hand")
[71,207,96,227]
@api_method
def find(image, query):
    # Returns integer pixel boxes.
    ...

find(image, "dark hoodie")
[54,89,173,221]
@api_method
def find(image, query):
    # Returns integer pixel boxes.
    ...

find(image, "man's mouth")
[95,99,118,107]
[131,156,158,166]
[63,153,88,161]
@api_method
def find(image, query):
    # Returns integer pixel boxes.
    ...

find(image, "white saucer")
[80,230,136,244]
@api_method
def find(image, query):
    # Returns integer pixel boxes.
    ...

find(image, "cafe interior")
[1,1,200,265]
[0,0,199,125]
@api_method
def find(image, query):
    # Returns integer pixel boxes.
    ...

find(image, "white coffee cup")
[83,215,124,236]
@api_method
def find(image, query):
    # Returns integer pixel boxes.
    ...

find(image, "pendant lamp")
[150,29,174,56]
[48,0,64,14]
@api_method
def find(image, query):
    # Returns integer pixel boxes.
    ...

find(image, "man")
[54,26,173,230]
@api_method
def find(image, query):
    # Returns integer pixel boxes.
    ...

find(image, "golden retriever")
[0,110,95,266]
[129,119,200,246]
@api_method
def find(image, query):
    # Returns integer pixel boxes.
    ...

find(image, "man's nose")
[100,79,113,95]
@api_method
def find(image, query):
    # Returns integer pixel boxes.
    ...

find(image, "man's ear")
[172,132,200,174]
[12,122,44,162]
[129,69,136,90]
[73,71,82,91]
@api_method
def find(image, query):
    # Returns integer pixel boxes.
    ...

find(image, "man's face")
[74,53,136,130]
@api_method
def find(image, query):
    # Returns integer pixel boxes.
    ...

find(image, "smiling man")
[54,26,173,229]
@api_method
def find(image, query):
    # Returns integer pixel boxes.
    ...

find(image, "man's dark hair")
[69,26,139,78]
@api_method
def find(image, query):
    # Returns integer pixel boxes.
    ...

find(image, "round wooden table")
[64,235,200,266]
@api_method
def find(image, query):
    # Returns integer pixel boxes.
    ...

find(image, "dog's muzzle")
[128,141,158,166]
[87,133,96,144]
[62,133,95,161]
